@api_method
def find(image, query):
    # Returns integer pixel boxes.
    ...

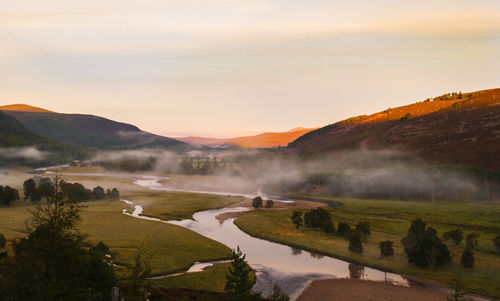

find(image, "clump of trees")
[304,207,334,233]
[443,229,464,246]
[379,240,394,257]
[401,219,451,268]
[0,185,19,206]
[0,176,116,301]
[23,177,120,203]
[291,211,303,229]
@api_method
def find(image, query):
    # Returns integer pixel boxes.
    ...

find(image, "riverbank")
[297,279,448,301]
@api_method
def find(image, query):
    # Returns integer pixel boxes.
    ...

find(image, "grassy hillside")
[0,110,88,166]
[1,105,189,151]
[289,89,500,171]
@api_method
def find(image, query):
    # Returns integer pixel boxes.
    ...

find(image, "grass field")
[235,196,500,298]
[0,199,232,277]
[127,190,243,220]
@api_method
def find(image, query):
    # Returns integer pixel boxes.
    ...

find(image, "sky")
[1,0,499,138]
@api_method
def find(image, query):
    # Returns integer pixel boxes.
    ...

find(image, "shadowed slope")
[289,89,500,170]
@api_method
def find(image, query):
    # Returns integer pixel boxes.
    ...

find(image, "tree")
[291,211,303,229]
[401,219,451,268]
[23,178,36,200]
[349,231,363,253]
[443,229,464,246]
[0,176,116,301]
[269,284,290,301]
[0,186,19,206]
[127,245,152,300]
[493,234,500,252]
[356,221,371,235]
[337,222,351,237]
[264,200,274,209]
[225,246,253,300]
[107,188,120,200]
[252,197,263,208]
[304,207,334,233]
[379,240,394,257]
[460,248,474,268]
[92,186,106,199]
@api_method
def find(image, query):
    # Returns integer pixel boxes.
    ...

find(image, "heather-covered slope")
[289,89,500,171]
[1,106,189,150]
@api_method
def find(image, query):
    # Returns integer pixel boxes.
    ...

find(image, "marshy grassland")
[235,196,500,298]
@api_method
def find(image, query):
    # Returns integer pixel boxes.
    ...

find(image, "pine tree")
[225,246,253,300]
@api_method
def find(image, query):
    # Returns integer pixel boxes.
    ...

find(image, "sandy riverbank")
[297,279,450,301]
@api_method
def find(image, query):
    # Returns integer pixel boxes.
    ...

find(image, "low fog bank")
[0,147,48,161]
[90,148,500,201]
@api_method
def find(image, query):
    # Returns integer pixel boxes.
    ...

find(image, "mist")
[0,147,48,161]
[91,148,500,201]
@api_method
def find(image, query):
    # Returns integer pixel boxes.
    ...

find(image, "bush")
[443,229,464,246]
[337,222,351,237]
[252,197,263,208]
[401,219,451,268]
[379,240,394,257]
[349,231,363,253]
[460,248,475,268]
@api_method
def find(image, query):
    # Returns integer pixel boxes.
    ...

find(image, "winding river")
[45,170,408,300]
[127,176,408,300]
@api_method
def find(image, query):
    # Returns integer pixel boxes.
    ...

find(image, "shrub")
[349,231,363,254]
[465,233,479,250]
[379,240,394,257]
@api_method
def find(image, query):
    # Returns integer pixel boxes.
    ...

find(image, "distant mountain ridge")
[288,88,500,171]
[179,127,317,148]
[0,104,188,150]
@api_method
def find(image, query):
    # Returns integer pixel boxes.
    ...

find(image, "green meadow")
[235,197,500,298]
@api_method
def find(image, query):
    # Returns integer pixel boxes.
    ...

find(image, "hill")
[180,127,317,148]
[288,89,500,171]
[0,105,188,150]
[0,110,46,147]
[0,104,54,113]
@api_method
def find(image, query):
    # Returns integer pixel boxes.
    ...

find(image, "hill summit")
[0,104,54,113]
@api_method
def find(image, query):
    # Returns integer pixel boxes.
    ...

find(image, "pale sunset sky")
[1,0,499,137]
